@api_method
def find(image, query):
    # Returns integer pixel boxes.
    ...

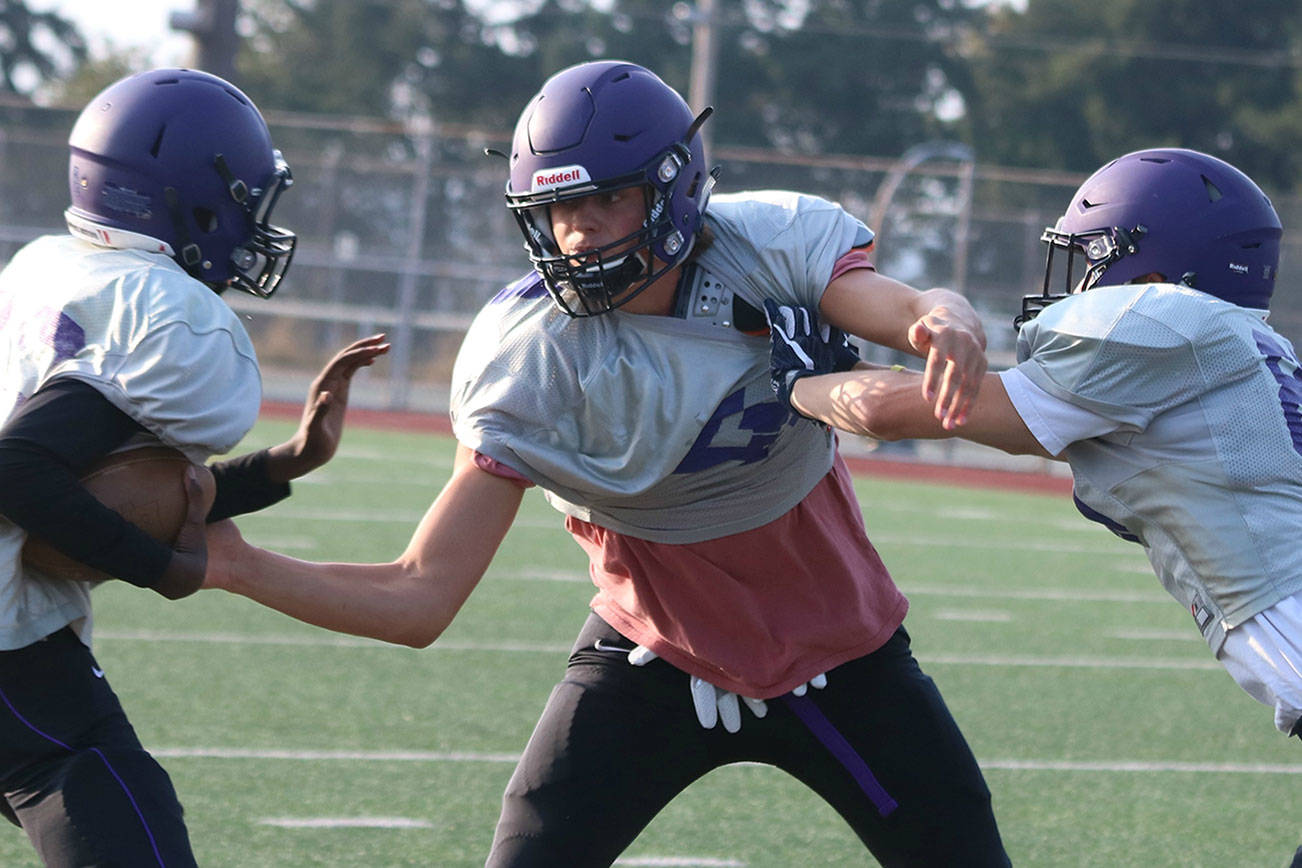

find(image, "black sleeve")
[207,448,291,521]
[0,378,173,587]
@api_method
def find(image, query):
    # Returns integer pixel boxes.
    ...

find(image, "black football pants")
[487,613,1010,867]
[0,626,196,867]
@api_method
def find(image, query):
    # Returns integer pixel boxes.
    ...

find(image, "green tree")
[47,52,139,107]
[236,0,979,156]
[0,0,86,98]
[707,0,979,156]
[966,0,1302,190]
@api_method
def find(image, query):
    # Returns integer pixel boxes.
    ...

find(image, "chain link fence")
[6,101,1301,463]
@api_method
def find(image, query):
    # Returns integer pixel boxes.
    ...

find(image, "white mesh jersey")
[450,191,870,542]
[0,235,262,650]
[1011,283,1302,651]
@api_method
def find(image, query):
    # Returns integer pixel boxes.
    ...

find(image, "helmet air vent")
[149,126,166,158]
[1202,176,1223,202]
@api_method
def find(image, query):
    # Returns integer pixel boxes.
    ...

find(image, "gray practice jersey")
[0,235,262,650]
[1013,283,1302,651]
[450,191,870,543]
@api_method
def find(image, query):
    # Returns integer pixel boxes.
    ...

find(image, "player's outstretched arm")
[818,269,986,430]
[788,365,1051,458]
[264,333,390,483]
[204,444,524,647]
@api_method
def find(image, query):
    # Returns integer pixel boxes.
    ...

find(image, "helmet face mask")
[1018,223,1148,328]
[1016,148,1281,329]
[66,68,297,298]
[504,61,717,317]
[226,151,296,297]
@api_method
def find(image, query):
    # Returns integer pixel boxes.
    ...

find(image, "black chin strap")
[162,186,203,271]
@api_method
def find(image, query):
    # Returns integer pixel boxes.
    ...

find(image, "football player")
[768,147,1302,858]
[205,60,1010,865]
[0,68,386,867]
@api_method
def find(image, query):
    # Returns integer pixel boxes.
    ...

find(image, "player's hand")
[201,518,246,592]
[763,300,860,418]
[907,305,986,430]
[689,676,769,732]
[156,466,214,600]
[629,645,826,733]
[267,333,390,482]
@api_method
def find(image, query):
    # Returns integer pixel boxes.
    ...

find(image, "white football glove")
[628,645,826,734]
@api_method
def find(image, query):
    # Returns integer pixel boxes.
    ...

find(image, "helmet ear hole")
[193,207,219,233]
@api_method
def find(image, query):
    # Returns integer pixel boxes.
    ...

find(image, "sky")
[34,0,1028,72]
[32,0,196,66]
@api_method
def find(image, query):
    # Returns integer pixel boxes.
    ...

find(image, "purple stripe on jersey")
[492,272,548,304]
[0,686,168,867]
[46,311,87,363]
[782,693,898,817]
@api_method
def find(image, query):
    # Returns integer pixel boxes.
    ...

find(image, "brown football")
[21,446,217,582]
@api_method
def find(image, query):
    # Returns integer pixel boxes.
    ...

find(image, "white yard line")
[919,652,1219,671]
[933,609,1014,622]
[901,584,1168,604]
[95,629,1212,670]
[153,746,1302,777]
[258,817,433,829]
[614,859,746,867]
[94,628,571,653]
[1109,628,1200,642]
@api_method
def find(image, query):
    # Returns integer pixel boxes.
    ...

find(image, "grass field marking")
[151,746,1302,777]
[95,628,1218,672]
[332,447,453,466]
[983,758,1302,774]
[921,652,1218,671]
[932,609,1013,622]
[614,858,746,867]
[871,532,1136,555]
[1109,628,1201,642]
[95,628,394,648]
[239,535,319,551]
[245,507,428,523]
[902,584,1168,604]
[94,628,573,653]
[478,569,1168,602]
[506,568,588,583]
[258,817,433,829]
[864,501,1091,529]
[296,472,445,487]
[155,747,521,763]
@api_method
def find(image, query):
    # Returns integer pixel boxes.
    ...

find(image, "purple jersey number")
[1254,330,1302,457]
[674,387,797,474]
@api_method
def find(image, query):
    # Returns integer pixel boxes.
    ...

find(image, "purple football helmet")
[66,68,296,297]
[504,60,717,316]
[1019,148,1282,327]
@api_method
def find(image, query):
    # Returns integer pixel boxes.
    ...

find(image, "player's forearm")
[792,368,945,440]
[792,369,1053,457]
[212,460,522,648]
[219,547,459,648]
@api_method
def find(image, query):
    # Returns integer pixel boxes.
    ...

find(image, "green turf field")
[4,420,1299,867]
